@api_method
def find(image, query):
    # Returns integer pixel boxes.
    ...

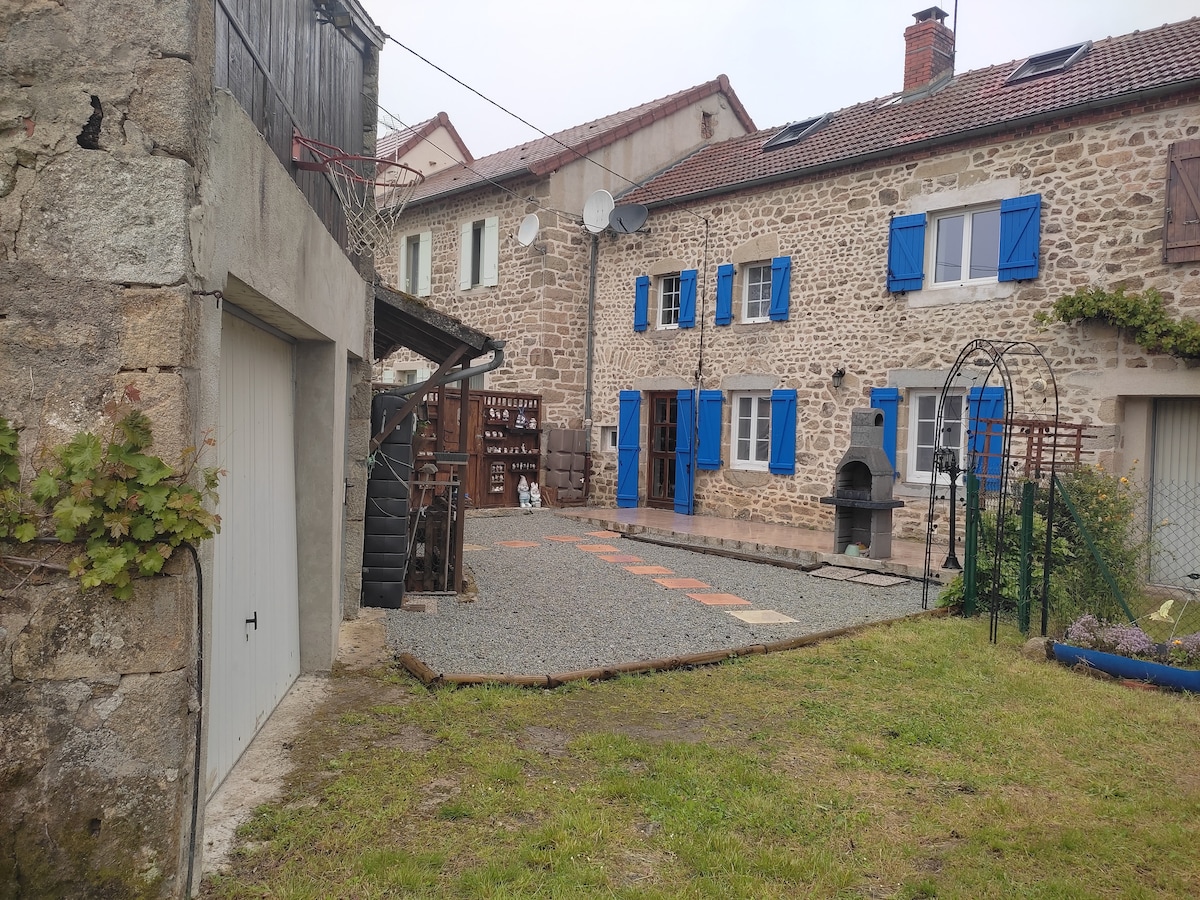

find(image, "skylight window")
[762,114,830,152]
[1006,41,1091,84]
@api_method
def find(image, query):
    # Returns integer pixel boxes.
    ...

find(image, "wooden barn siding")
[215,0,371,250]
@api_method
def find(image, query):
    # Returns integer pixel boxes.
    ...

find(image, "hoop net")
[293,132,424,261]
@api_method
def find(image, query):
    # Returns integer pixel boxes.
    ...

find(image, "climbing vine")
[1035,286,1200,359]
[0,389,220,599]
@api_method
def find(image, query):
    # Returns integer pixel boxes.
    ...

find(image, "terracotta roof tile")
[406,75,755,206]
[622,18,1200,206]
[376,112,474,166]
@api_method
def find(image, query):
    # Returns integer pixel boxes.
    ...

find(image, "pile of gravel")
[384,510,929,677]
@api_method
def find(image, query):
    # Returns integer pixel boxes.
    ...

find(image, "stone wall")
[1,0,212,893]
[589,96,1200,538]
[380,175,595,429]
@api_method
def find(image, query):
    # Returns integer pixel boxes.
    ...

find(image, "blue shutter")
[768,389,797,475]
[617,391,641,507]
[769,256,791,321]
[870,386,900,476]
[887,213,926,292]
[714,264,734,326]
[998,194,1041,282]
[696,390,723,470]
[634,276,649,332]
[679,269,697,329]
[674,390,695,514]
[967,386,1005,491]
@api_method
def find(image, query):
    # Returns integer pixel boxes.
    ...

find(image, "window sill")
[730,462,770,473]
[905,280,1018,309]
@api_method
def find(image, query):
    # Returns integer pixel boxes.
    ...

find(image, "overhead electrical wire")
[382,33,708,224]
[375,101,583,225]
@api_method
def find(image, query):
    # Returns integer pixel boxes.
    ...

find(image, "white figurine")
[529,482,541,508]
[517,475,531,508]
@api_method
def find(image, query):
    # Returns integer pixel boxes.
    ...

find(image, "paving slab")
[728,609,798,624]
[850,572,909,587]
[577,543,620,552]
[687,592,751,606]
[654,577,712,590]
[809,566,862,580]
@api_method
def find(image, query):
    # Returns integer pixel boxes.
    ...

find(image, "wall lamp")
[315,1,352,29]
[831,367,846,389]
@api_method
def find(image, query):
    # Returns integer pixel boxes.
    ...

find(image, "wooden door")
[646,392,677,509]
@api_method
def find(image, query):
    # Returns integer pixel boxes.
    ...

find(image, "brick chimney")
[904,7,955,92]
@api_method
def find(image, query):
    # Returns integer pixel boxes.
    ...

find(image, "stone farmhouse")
[0,1,404,895]
[587,9,1200,568]
[377,77,756,413]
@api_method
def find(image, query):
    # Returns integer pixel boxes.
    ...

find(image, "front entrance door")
[647,392,677,509]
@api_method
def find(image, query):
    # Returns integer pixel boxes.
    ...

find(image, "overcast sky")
[360,0,1197,159]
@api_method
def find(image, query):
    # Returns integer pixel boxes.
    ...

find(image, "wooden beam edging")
[394,607,949,690]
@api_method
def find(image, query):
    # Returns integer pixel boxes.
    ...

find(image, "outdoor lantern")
[934,446,963,570]
[831,367,846,389]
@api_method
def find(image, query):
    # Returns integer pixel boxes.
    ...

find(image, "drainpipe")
[584,232,598,447]
[379,341,507,398]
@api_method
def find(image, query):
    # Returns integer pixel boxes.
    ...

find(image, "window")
[1007,42,1090,84]
[458,216,498,289]
[886,194,1041,293]
[907,391,964,482]
[731,393,771,470]
[743,263,771,322]
[600,425,618,451]
[658,273,681,329]
[930,205,1000,285]
[762,114,829,151]
[399,231,431,297]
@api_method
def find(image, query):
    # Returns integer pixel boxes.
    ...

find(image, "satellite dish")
[609,203,648,234]
[517,213,540,247]
[582,189,615,234]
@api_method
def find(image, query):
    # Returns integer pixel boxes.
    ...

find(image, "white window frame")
[906,390,966,484]
[459,216,499,290]
[399,231,432,297]
[928,203,1001,288]
[730,392,771,471]
[657,273,681,329]
[742,262,772,323]
[600,425,618,451]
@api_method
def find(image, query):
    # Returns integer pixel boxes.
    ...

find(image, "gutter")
[641,78,1200,209]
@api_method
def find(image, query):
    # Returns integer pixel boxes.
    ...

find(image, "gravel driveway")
[385,510,928,676]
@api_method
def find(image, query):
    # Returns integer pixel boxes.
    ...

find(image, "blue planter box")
[1052,643,1200,692]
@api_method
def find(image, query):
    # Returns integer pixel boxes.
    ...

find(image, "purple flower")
[1065,615,1101,648]
[1103,623,1155,657]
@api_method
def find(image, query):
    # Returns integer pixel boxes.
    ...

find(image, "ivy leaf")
[59,433,103,476]
[116,410,154,450]
[138,483,171,512]
[130,516,158,542]
[12,522,36,543]
[128,453,174,487]
[53,495,96,529]
[104,511,132,540]
[0,458,18,485]
[31,471,61,504]
[138,545,166,575]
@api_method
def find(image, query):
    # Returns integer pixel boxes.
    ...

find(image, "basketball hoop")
[292,130,424,260]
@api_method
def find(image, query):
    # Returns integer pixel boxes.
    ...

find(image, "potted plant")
[1052,614,1200,692]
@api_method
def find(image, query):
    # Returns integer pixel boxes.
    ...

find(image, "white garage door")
[1150,398,1200,587]
[207,311,301,796]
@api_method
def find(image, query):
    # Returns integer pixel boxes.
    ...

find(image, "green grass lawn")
[204,617,1200,899]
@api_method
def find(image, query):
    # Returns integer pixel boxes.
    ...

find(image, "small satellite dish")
[582,189,615,234]
[517,213,540,247]
[609,203,648,234]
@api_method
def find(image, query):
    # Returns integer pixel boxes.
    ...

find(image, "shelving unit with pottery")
[481,392,541,505]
